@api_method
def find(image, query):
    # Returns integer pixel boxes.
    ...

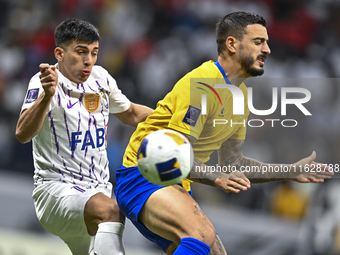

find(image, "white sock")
[94,222,125,255]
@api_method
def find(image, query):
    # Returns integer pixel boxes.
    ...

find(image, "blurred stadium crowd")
[0,0,340,254]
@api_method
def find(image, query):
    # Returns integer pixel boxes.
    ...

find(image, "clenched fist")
[39,63,58,98]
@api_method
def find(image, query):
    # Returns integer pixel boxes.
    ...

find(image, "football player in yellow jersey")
[115,11,334,255]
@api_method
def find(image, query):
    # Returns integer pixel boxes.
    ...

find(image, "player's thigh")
[33,183,98,254]
[33,182,98,237]
[139,185,216,247]
[84,192,123,235]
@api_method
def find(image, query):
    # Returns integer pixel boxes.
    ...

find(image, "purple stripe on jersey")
[88,163,92,178]
[48,111,59,154]
[62,157,77,181]
[83,112,94,158]
[84,146,88,158]
[101,94,109,109]
[77,111,81,132]
[61,82,68,97]
[57,92,61,106]
[72,111,82,159]
[58,169,65,178]
[100,106,104,120]
[88,83,96,92]
[98,158,104,181]
[85,114,92,158]
[63,110,71,148]
[91,156,98,181]
[71,112,79,156]
[96,80,102,88]
[92,115,97,128]
[79,93,84,104]
[95,157,103,181]
[88,112,92,129]
[100,110,107,135]
[81,84,85,93]
[72,186,86,193]
[106,78,111,95]
[79,162,84,181]
[103,160,108,181]
[65,81,73,92]
[91,166,97,181]
[35,172,42,185]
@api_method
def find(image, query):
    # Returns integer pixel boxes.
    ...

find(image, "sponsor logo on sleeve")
[24,88,39,104]
[182,105,201,127]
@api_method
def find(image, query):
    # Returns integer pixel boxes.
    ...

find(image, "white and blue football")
[137,129,194,186]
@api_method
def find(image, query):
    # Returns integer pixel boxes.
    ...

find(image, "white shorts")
[32,182,111,255]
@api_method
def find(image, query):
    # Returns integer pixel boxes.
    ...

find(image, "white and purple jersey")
[21,65,131,196]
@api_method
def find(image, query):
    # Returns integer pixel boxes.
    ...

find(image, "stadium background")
[0,0,340,254]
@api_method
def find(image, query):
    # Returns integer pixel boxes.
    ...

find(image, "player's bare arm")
[182,134,251,193]
[16,64,58,143]
[114,103,153,127]
[219,139,334,183]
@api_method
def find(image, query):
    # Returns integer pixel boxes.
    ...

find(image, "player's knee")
[100,199,121,223]
[194,222,216,247]
[182,220,215,248]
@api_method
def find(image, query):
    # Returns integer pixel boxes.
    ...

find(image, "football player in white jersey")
[15,18,152,255]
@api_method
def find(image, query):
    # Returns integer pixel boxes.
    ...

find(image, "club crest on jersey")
[84,94,100,113]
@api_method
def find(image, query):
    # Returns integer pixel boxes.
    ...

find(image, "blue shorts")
[115,165,192,252]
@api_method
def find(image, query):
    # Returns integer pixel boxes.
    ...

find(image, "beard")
[239,47,265,77]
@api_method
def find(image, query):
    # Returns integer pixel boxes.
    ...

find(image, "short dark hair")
[54,18,100,48]
[216,11,266,55]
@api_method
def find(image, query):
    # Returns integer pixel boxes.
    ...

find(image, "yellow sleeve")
[230,117,247,140]
[230,83,249,140]
[167,76,208,140]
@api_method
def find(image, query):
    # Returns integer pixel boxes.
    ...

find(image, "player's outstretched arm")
[183,134,251,193]
[218,139,334,183]
[16,64,58,143]
[289,151,334,183]
[114,103,153,127]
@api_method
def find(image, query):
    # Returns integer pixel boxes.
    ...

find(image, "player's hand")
[290,151,334,183]
[215,171,251,193]
[39,63,58,98]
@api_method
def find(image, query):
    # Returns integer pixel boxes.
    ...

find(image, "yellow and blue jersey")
[123,60,250,191]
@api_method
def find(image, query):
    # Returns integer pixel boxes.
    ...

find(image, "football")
[137,129,194,186]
